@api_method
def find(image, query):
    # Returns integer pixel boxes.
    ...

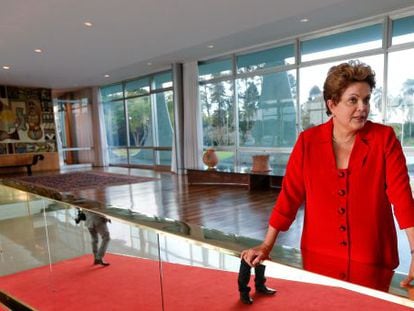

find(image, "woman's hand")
[241,243,271,267]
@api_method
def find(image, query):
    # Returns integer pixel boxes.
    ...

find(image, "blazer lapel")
[318,118,338,172]
[348,123,370,171]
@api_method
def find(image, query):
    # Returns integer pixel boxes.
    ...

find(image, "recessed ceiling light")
[147,62,152,66]
[2,66,10,70]
[207,44,214,49]
[104,74,110,78]
[34,49,42,53]
[300,18,309,23]
[84,21,93,27]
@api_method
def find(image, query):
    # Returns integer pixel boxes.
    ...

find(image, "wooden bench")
[186,168,283,191]
[0,154,45,176]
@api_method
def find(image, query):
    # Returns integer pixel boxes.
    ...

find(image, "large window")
[199,79,234,147]
[237,71,296,148]
[103,98,128,164]
[392,15,414,46]
[199,43,296,171]
[198,11,414,176]
[301,23,383,62]
[101,71,174,168]
[387,49,414,147]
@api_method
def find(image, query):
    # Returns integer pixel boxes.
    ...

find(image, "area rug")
[6,171,158,192]
[0,253,410,311]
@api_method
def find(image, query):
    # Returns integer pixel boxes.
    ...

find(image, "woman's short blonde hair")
[323,60,376,116]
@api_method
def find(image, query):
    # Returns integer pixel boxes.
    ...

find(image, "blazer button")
[338,189,346,196]
[340,241,348,246]
[338,207,346,214]
[338,171,345,178]
[339,225,347,231]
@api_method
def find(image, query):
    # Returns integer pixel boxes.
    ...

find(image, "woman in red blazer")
[242,60,414,288]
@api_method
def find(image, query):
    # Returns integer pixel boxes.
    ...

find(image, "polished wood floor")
[77,166,302,247]
[11,166,301,248]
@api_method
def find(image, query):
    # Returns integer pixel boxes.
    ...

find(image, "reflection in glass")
[392,15,414,46]
[236,44,295,73]
[103,99,126,147]
[0,184,413,307]
[124,77,150,97]
[154,91,174,148]
[302,250,394,292]
[300,63,331,129]
[129,148,154,166]
[127,96,152,147]
[0,195,164,310]
[100,83,123,102]
[200,80,234,146]
[238,71,296,147]
[212,150,235,170]
[156,150,172,166]
[238,151,289,175]
[108,147,128,165]
[55,98,95,166]
[198,58,232,81]
[301,23,383,62]
[387,49,414,147]
[101,71,173,168]
[153,71,173,89]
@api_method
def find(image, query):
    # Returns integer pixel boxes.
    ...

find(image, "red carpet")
[0,253,411,310]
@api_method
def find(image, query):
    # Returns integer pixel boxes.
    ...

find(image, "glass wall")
[101,71,174,168]
[1,184,413,308]
[199,44,296,171]
[198,10,414,176]
[55,98,95,166]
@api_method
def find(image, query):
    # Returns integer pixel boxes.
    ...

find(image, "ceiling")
[0,0,413,90]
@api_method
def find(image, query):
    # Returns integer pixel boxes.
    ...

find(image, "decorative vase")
[203,148,219,169]
[251,155,271,172]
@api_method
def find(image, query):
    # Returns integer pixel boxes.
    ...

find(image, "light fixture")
[34,49,42,53]
[104,74,110,78]
[84,21,93,27]
[300,18,309,23]
[147,62,152,66]
[2,66,10,70]
[207,44,214,49]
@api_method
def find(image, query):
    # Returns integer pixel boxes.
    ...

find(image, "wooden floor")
[82,167,302,247]
[7,166,302,248]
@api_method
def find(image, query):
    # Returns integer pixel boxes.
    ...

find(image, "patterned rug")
[6,171,158,192]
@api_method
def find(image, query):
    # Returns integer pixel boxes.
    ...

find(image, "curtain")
[91,87,109,166]
[183,61,203,170]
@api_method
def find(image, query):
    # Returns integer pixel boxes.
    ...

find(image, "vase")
[251,155,271,172]
[202,148,219,169]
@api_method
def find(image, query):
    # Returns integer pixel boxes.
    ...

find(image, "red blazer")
[269,119,414,269]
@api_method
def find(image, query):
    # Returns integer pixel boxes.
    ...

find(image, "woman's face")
[327,82,371,133]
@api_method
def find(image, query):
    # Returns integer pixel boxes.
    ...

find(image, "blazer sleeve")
[384,127,414,229]
[269,132,306,231]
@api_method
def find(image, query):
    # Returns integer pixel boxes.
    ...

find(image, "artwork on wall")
[14,142,56,153]
[0,85,56,155]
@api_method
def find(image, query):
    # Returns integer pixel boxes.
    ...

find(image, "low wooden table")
[186,168,283,191]
[0,154,44,176]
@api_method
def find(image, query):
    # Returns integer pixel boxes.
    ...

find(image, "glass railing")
[0,184,413,310]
